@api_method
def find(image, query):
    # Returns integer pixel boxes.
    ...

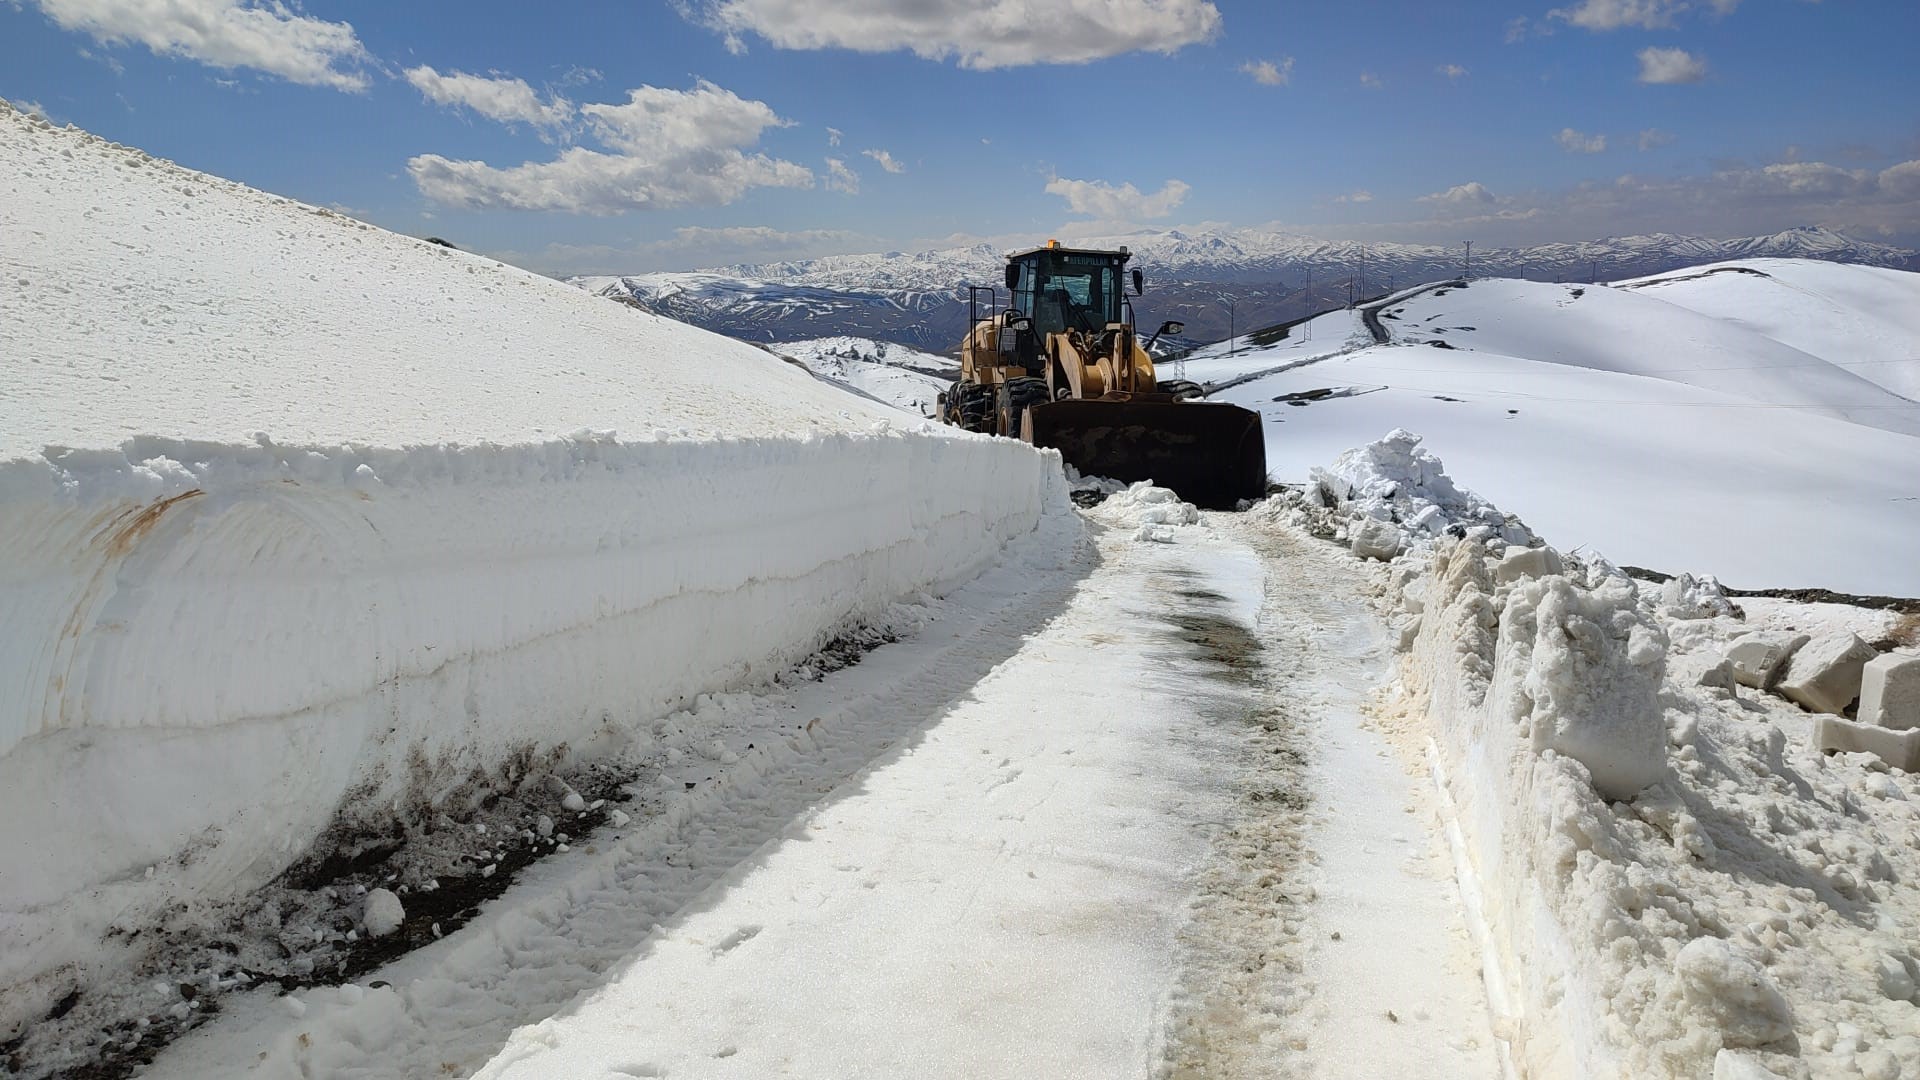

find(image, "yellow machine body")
[942,244,1267,509]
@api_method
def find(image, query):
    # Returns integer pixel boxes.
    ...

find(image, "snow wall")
[1389,541,1657,1077]
[0,100,1069,1031]
[0,431,1063,1029]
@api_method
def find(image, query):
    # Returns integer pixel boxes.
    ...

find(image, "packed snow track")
[135,504,1500,1080]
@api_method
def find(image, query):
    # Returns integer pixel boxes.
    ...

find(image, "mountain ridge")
[574,226,1918,352]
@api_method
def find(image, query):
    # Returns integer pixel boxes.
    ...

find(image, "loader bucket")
[1026,398,1268,510]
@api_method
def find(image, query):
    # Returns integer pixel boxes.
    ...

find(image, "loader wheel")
[999,376,1052,438]
[948,381,996,433]
[1157,378,1206,401]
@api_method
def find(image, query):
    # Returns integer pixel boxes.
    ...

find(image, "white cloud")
[1437,64,1468,80]
[27,0,370,90]
[408,80,814,215]
[405,66,572,128]
[824,156,859,194]
[11,98,52,120]
[1879,160,1920,201]
[1503,16,1533,42]
[861,147,905,174]
[1551,0,1684,30]
[1333,190,1374,204]
[1550,0,1746,30]
[1241,57,1292,86]
[1637,46,1708,83]
[1359,71,1383,89]
[826,126,842,147]
[686,0,1220,69]
[1556,128,1609,154]
[1045,176,1190,219]
[1637,128,1676,151]
[1419,181,1498,206]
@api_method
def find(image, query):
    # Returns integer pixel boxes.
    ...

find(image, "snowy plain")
[1178,271,1920,595]
[0,99,1059,1053]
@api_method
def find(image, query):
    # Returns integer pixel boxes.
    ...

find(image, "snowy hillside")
[1183,271,1920,594]
[0,100,1061,1056]
[1622,259,1920,402]
[770,337,958,418]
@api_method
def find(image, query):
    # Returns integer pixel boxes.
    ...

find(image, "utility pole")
[1304,266,1312,341]
[1590,258,1599,285]
[1221,295,1237,357]
[1463,240,1473,281]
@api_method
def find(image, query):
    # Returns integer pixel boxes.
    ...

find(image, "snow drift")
[1275,431,1920,1079]
[0,102,1063,1032]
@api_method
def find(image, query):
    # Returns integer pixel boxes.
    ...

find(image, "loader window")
[1025,256,1123,337]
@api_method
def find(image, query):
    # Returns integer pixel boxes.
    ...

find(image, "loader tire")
[999,376,1052,438]
[1157,379,1206,401]
[947,381,995,433]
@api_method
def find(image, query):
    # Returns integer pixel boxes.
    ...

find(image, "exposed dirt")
[11,616,912,1080]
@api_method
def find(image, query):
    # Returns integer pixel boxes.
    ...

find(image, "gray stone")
[1725,634,1809,691]
[1494,545,1563,585]
[1813,715,1920,772]
[1777,633,1878,715]
[1858,652,1920,731]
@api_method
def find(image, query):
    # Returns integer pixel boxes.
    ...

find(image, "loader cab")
[1005,244,1136,340]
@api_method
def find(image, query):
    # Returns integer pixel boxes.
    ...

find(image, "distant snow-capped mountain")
[574,226,1916,351]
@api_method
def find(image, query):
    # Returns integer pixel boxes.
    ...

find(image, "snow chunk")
[1495,545,1563,585]
[1858,652,1920,731]
[1311,429,1530,544]
[1349,518,1404,561]
[1658,573,1736,620]
[362,889,405,938]
[1499,574,1669,800]
[1725,633,1810,691]
[1092,482,1201,543]
[1674,937,1794,1049]
[1777,633,1878,715]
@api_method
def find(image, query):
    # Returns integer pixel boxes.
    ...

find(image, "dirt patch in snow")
[7,615,916,1080]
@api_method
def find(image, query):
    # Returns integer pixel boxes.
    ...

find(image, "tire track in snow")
[1157,519,1502,1078]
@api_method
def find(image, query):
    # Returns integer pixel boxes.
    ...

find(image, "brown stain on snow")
[46,490,205,729]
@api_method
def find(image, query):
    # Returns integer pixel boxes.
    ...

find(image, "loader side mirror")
[1005,315,1032,333]
[1005,263,1020,290]
[1131,268,1144,295]
[1144,320,1185,350]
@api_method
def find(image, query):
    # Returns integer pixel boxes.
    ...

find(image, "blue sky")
[4,0,1917,274]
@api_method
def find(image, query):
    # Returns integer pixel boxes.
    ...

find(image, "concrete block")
[1350,518,1403,561]
[1777,633,1878,715]
[1813,715,1920,773]
[1495,545,1563,585]
[1858,652,1920,731]
[1725,633,1810,691]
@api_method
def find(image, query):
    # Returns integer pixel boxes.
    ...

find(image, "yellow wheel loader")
[939,242,1267,509]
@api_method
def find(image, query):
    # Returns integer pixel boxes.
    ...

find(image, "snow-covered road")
[148,510,1499,1079]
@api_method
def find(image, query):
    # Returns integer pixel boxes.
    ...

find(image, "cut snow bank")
[0,102,1064,1033]
[1267,431,1920,1079]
